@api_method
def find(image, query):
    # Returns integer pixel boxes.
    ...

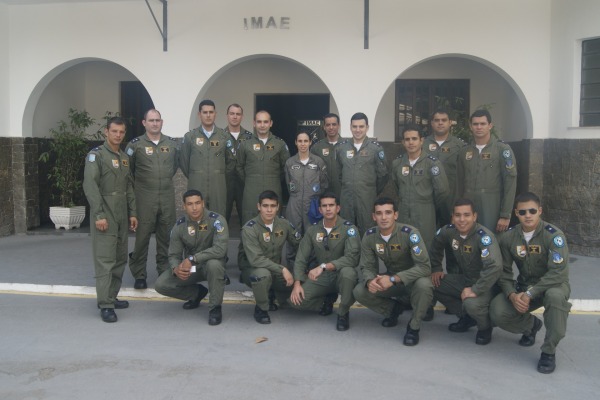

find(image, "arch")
[188,54,340,136]
[23,58,146,138]
[374,53,533,143]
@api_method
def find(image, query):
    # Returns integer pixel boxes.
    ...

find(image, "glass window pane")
[581,83,600,98]
[583,38,600,54]
[582,69,600,84]
[581,99,600,113]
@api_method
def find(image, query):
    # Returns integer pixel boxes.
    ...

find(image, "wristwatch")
[320,263,327,270]
[389,275,397,285]
[188,255,195,264]
[525,290,533,298]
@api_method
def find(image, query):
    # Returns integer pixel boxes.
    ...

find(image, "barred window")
[581,38,600,127]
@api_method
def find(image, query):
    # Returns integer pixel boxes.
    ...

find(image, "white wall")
[550,0,600,139]
[3,0,564,140]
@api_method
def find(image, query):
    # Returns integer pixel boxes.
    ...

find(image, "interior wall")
[0,3,8,136]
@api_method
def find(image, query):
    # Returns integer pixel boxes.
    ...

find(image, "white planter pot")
[49,206,86,230]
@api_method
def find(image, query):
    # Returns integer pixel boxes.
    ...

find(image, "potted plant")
[39,108,96,229]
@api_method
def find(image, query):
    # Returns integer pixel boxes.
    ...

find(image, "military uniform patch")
[253,144,261,151]
[463,245,472,253]
[378,150,385,160]
[346,150,354,159]
[452,239,459,250]
[188,226,196,236]
[429,143,437,151]
[266,145,274,151]
[502,150,511,159]
[409,233,421,244]
[112,159,119,168]
[226,139,232,148]
[528,245,541,254]
[390,244,401,251]
[294,231,302,240]
[291,165,301,170]
[347,228,357,237]
[552,252,564,264]
[481,153,491,160]
[322,148,329,156]
[196,138,204,146]
[414,169,424,176]
[122,160,129,167]
[330,233,340,240]
[553,236,565,248]
[263,232,271,242]
[402,166,410,176]
[466,151,473,160]
[481,248,490,258]
[376,243,385,254]
[87,154,96,162]
[312,183,320,193]
[127,148,134,156]
[316,232,324,242]
[210,140,219,147]
[412,245,422,255]
[441,147,450,153]
[481,235,492,246]
[160,146,169,153]
[274,230,284,237]
[516,245,527,257]
[145,147,153,155]
[214,220,224,233]
[431,166,440,176]
[199,224,208,231]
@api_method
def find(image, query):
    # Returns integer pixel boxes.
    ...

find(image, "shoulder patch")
[409,232,421,244]
[130,137,140,143]
[176,216,186,225]
[209,212,218,219]
[427,154,437,161]
[126,148,134,156]
[245,220,256,227]
[401,226,412,234]
[366,227,377,235]
[545,224,557,234]
[344,220,353,226]
[347,227,357,237]
[553,235,565,248]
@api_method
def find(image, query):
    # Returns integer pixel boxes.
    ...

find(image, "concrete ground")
[1,229,599,399]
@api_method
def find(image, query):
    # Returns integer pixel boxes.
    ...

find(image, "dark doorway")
[255,93,330,155]
[121,81,154,141]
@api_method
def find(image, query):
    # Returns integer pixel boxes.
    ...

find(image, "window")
[581,38,600,126]
[395,79,469,142]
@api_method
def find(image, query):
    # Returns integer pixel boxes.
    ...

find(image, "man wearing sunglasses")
[288,192,360,331]
[490,192,571,374]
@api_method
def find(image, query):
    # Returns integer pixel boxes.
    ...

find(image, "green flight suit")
[83,141,136,309]
[288,217,360,316]
[430,223,502,330]
[125,133,179,278]
[353,223,433,330]
[422,135,466,226]
[311,138,343,198]
[155,210,228,310]
[391,153,449,250]
[490,220,571,354]
[238,216,302,311]
[180,126,236,216]
[457,138,517,231]
[336,138,389,235]
[284,153,329,234]
[224,127,253,225]
[236,132,290,224]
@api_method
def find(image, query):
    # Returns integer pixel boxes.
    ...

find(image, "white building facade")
[1,0,599,254]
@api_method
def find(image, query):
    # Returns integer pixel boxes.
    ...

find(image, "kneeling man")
[429,198,502,345]
[353,198,434,346]
[289,192,360,331]
[155,189,228,326]
[490,192,571,374]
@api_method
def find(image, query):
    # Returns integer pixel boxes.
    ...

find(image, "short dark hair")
[296,131,311,140]
[431,108,450,120]
[453,198,476,214]
[373,197,397,212]
[323,113,340,124]
[319,191,339,206]
[402,124,423,139]
[258,190,279,204]
[515,192,541,207]
[143,109,161,120]
[255,110,271,121]
[227,103,243,114]
[470,109,492,123]
[351,112,369,125]
[106,116,127,130]
[183,189,203,202]
[198,99,216,112]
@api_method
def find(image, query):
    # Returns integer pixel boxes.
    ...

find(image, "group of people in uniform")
[82,103,570,375]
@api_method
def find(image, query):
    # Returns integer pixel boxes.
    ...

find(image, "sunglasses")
[516,208,538,216]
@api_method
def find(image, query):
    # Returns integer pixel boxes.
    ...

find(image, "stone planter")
[49,206,86,230]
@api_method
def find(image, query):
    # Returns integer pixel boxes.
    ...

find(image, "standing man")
[236,111,290,224]
[423,108,466,228]
[429,198,502,345]
[238,190,302,324]
[155,189,228,326]
[125,109,179,289]
[392,125,449,250]
[311,113,343,198]
[490,192,571,374]
[83,117,137,323]
[224,103,253,225]
[180,99,236,217]
[337,113,388,235]
[289,192,360,331]
[457,109,517,232]
[353,198,434,346]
